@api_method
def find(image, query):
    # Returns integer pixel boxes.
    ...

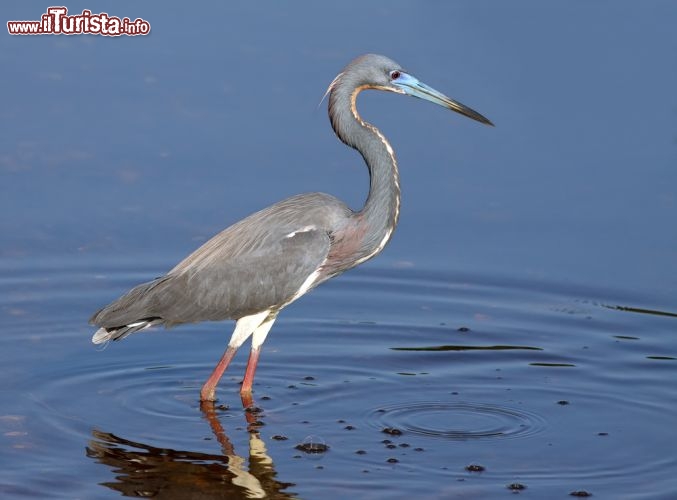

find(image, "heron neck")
[356,122,401,241]
[329,85,401,260]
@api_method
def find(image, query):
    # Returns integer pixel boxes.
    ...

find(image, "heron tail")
[92,318,161,344]
[90,276,170,344]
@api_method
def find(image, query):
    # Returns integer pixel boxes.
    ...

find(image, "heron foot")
[240,390,254,409]
[200,386,217,402]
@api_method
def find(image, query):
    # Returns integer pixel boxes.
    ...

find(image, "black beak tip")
[471,113,494,127]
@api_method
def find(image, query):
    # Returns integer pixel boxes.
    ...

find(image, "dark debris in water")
[570,491,593,497]
[507,483,526,491]
[271,435,288,441]
[606,304,677,318]
[381,427,402,436]
[465,464,485,472]
[530,362,576,367]
[557,400,570,405]
[392,344,542,352]
[386,457,399,464]
[248,420,264,430]
[295,442,330,454]
[457,326,471,332]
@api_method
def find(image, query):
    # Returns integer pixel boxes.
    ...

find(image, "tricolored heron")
[90,54,492,402]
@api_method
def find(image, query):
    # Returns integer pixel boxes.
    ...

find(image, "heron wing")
[90,225,332,328]
[90,193,350,329]
[160,225,332,324]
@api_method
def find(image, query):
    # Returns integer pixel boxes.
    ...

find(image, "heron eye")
[390,70,401,80]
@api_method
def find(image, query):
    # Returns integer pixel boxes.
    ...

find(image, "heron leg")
[241,348,261,394]
[240,314,277,395]
[200,310,271,402]
[200,345,238,401]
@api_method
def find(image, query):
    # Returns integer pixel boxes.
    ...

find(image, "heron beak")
[392,73,493,126]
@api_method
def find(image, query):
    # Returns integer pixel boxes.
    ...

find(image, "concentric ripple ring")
[368,401,547,441]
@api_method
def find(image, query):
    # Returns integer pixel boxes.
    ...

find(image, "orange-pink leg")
[200,345,237,401]
[241,347,261,394]
[240,391,254,411]
[200,312,275,402]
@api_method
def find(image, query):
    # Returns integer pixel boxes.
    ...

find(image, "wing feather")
[90,193,350,330]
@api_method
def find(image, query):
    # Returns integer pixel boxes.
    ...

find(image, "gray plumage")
[90,54,492,401]
[92,194,346,335]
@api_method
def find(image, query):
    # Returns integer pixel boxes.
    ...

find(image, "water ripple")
[367,400,546,441]
[3,260,677,499]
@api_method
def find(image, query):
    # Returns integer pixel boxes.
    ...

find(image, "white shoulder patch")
[285,225,317,238]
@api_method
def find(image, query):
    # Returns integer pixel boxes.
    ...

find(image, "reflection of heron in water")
[87,405,295,499]
[90,54,492,402]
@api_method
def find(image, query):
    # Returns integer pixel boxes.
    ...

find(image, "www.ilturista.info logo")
[7,6,150,36]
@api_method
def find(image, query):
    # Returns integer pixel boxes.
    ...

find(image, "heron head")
[346,54,493,126]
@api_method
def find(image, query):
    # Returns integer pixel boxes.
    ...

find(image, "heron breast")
[322,222,369,276]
